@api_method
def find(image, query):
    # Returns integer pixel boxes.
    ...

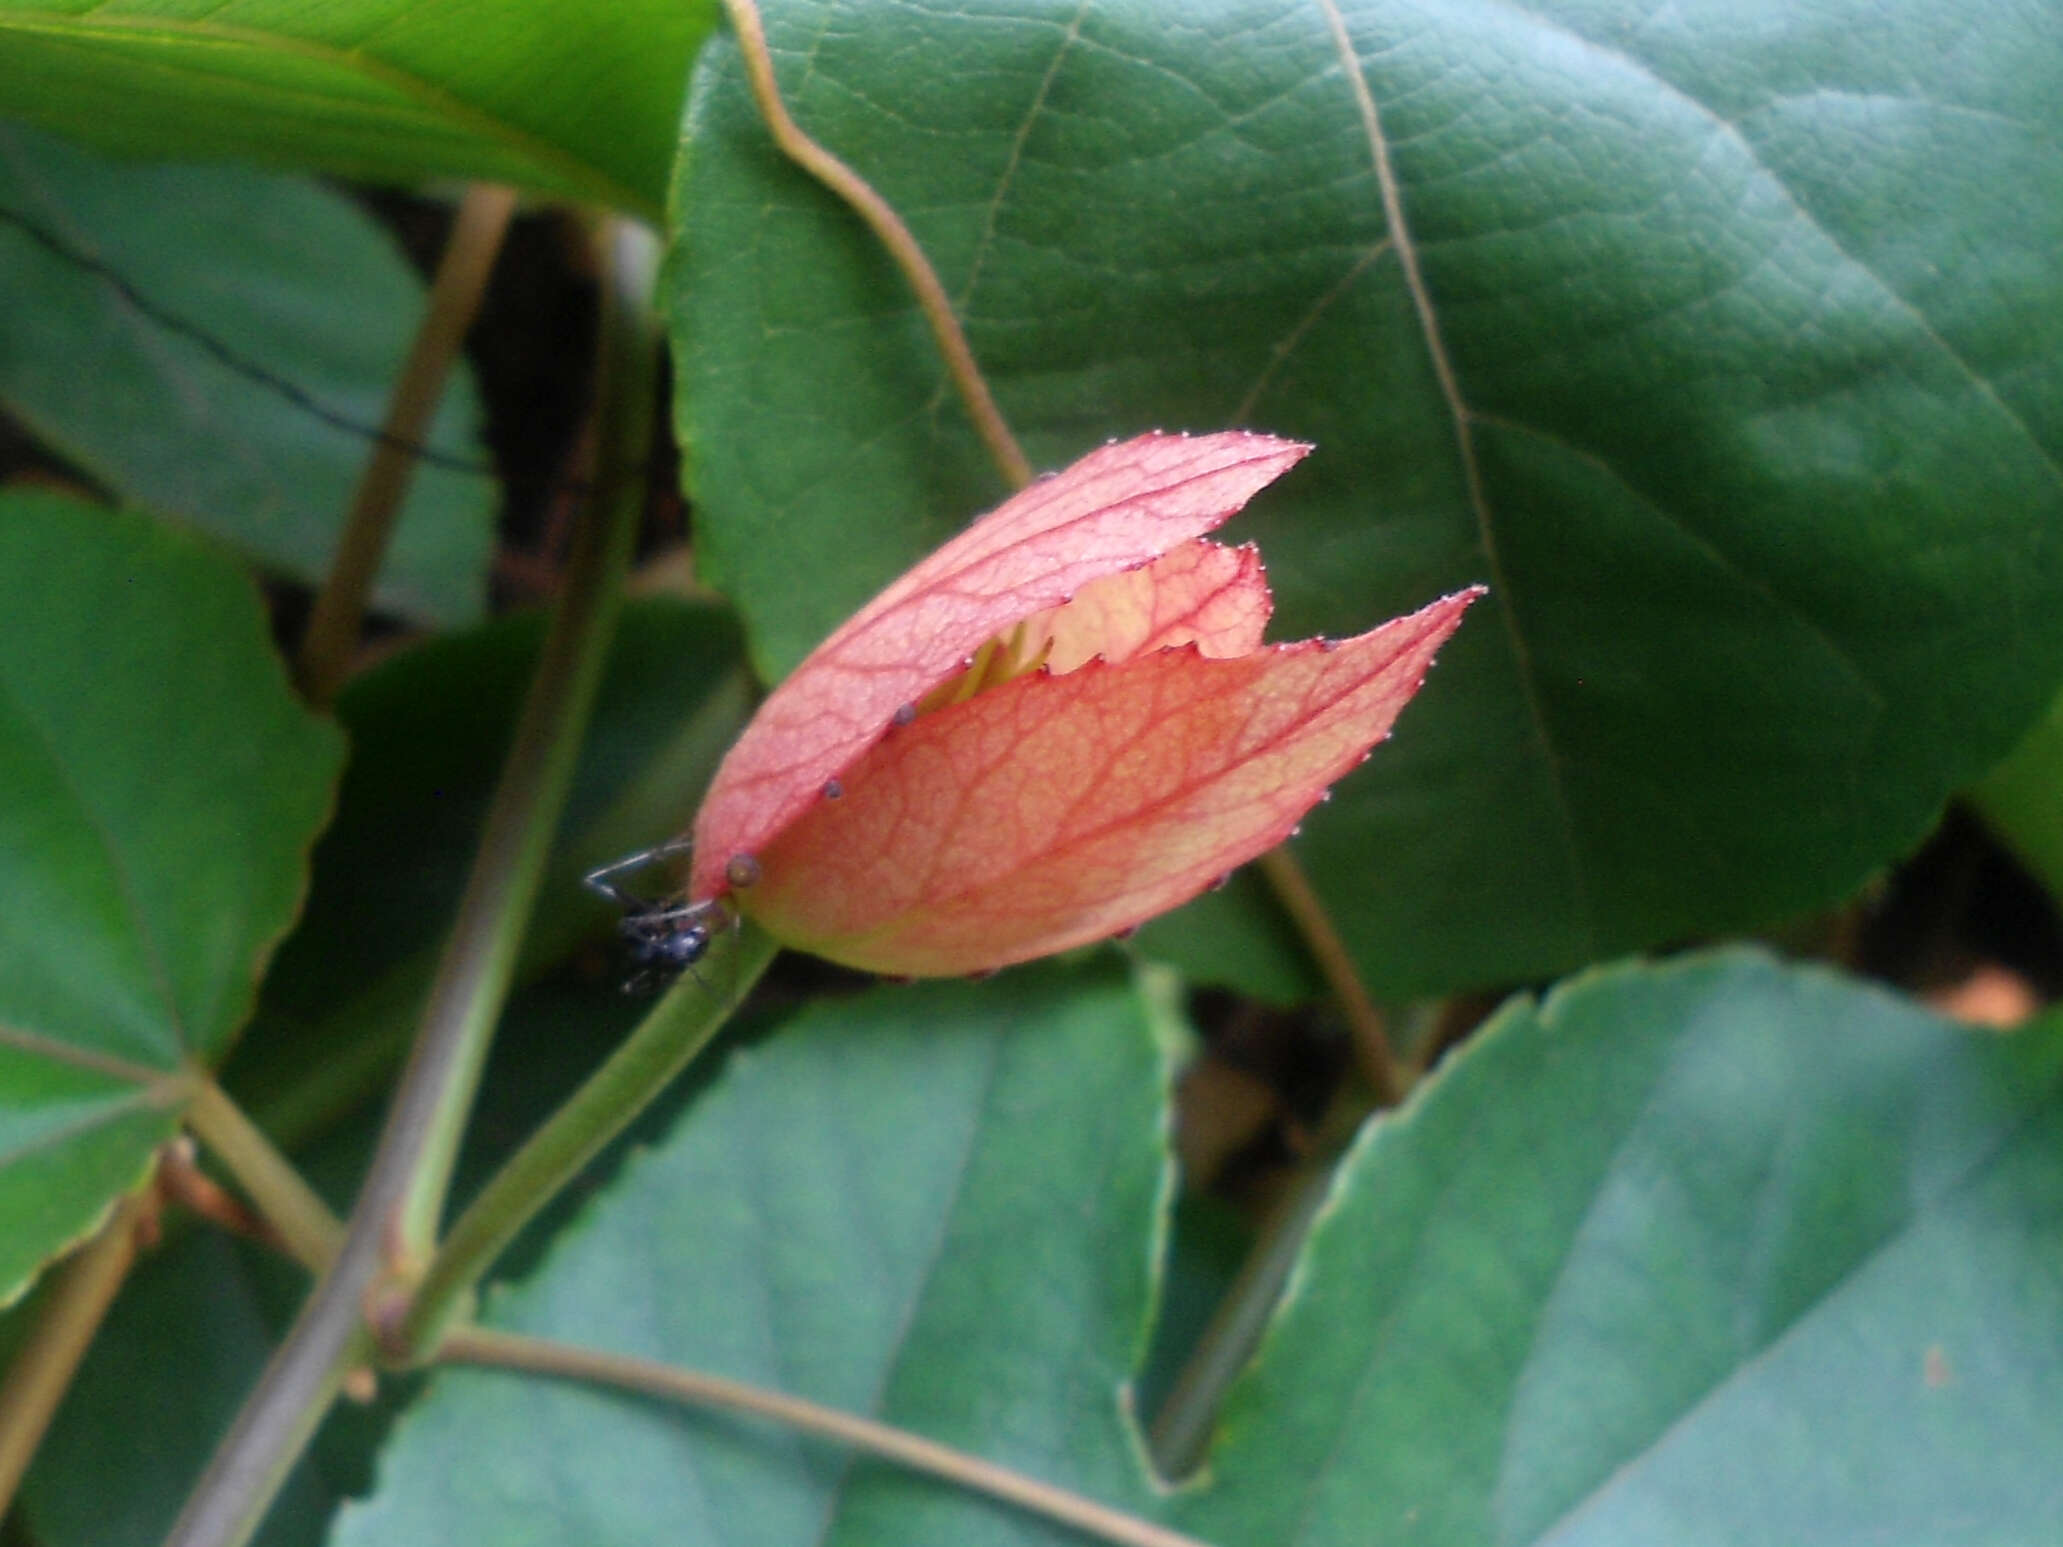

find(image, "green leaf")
[334,951,2063,1545]
[0,0,717,213]
[19,973,669,1547]
[331,960,1176,1545]
[1189,952,2063,1546]
[0,490,341,1306]
[669,0,2063,997]
[0,123,493,626]
[1970,680,2063,902]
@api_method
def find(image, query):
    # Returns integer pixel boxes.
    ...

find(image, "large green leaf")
[669,0,2063,998]
[0,491,341,1306]
[0,123,493,625]
[331,950,2063,1545]
[331,961,1176,1545]
[1189,953,2063,1546]
[0,0,716,213]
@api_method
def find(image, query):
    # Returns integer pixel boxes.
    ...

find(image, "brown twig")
[441,1325,1213,1547]
[155,1138,274,1246]
[0,1188,154,1514]
[163,220,661,1547]
[721,0,1031,489]
[1257,848,1398,1104]
[296,182,520,705]
[183,1080,345,1272]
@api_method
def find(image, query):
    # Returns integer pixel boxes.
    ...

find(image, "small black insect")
[584,838,733,993]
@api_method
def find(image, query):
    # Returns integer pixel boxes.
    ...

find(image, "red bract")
[688,431,1481,977]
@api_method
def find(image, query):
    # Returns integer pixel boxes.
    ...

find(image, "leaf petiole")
[394,923,780,1360]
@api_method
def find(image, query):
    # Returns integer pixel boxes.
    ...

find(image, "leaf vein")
[1315,0,1598,952]
[0,1083,168,1169]
[807,1030,1009,1542]
[1231,238,1391,425]
[956,2,1086,329]
[0,669,188,1058]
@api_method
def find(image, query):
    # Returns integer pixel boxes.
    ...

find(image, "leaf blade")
[333,961,1174,1545]
[0,124,495,624]
[336,952,2063,1546]
[0,0,717,211]
[0,490,341,1304]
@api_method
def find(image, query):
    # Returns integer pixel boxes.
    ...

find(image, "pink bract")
[687,430,1481,977]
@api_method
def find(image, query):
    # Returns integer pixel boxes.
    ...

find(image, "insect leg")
[583,837,696,907]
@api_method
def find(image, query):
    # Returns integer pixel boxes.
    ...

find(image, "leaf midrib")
[1314,0,1600,955]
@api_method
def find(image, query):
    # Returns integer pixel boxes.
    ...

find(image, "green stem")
[398,924,779,1357]
[1145,1163,1334,1481]
[387,220,660,1261]
[1147,1070,1376,1481]
[184,1079,344,1271]
[161,219,662,1547]
[228,666,755,1157]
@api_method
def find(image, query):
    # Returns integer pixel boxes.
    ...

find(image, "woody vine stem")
[165,215,663,1547]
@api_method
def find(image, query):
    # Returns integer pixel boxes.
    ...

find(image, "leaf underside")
[0,123,494,625]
